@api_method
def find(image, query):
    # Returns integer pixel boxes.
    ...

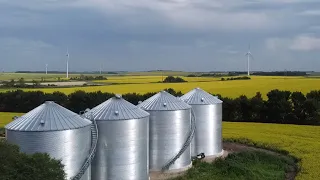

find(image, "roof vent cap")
[201,98,204,102]
[115,94,122,99]
[114,111,119,115]
[163,103,167,107]
[40,120,45,125]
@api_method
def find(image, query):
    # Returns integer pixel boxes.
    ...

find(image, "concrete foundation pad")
[202,150,229,163]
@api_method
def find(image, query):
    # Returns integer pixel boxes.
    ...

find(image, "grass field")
[172,151,295,180]
[1,112,319,180]
[1,76,319,98]
[223,122,320,180]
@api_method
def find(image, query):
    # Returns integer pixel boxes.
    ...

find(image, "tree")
[291,92,307,124]
[18,78,26,87]
[32,80,40,87]
[163,76,187,83]
[234,95,251,122]
[3,79,15,87]
[0,140,66,180]
[221,97,237,121]
[250,92,266,122]
[164,88,183,97]
[266,89,293,124]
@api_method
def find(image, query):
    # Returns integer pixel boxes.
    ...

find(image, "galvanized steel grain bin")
[180,87,223,157]
[88,94,150,180]
[138,91,193,172]
[5,101,92,180]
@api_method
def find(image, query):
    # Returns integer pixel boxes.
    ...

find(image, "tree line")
[0,89,319,125]
[221,76,251,81]
[251,71,307,76]
[70,75,107,81]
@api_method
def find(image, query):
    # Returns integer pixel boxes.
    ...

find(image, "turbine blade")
[249,54,254,61]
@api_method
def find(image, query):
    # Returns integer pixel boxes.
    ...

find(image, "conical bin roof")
[180,87,223,105]
[137,90,191,111]
[5,101,92,131]
[86,94,149,121]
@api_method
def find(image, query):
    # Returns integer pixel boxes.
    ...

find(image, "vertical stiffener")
[138,91,194,172]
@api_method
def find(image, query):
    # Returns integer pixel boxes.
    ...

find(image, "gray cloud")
[0,0,320,72]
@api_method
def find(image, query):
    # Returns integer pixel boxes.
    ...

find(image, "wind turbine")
[66,48,69,78]
[245,44,254,76]
[45,64,48,75]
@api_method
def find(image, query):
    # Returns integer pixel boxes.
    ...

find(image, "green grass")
[171,151,296,180]
[223,122,320,180]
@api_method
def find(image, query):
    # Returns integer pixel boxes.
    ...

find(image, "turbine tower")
[45,64,48,75]
[66,48,69,78]
[245,44,254,76]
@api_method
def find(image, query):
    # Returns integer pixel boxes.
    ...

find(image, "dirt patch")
[150,142,297,180]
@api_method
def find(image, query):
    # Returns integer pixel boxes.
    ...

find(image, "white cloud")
[266,34,320,51]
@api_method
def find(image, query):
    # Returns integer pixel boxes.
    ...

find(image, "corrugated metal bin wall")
[138,91,193,172]
[88,94,150,180]
[180,88,223,157]
[5,101,92,180]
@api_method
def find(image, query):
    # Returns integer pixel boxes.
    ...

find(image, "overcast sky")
[0,0,320,72]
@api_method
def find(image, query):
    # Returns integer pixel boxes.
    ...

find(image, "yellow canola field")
[1,112,319,180]
[0,112,24,128]
[95,76,218,84]
[1,76,318,98]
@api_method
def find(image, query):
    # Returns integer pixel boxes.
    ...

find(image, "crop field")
[94,76,218,84]
[0,72,320,98]
[0,112,24,128]
[0,71,189,81]
[0,112,319,180]
[0,73,77,81]
[0,75,319,98]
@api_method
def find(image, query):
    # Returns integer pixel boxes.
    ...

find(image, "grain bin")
[88,94,150,180]
[138,90,195,172]
[180,87,223,157]
[5,101,93,180]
